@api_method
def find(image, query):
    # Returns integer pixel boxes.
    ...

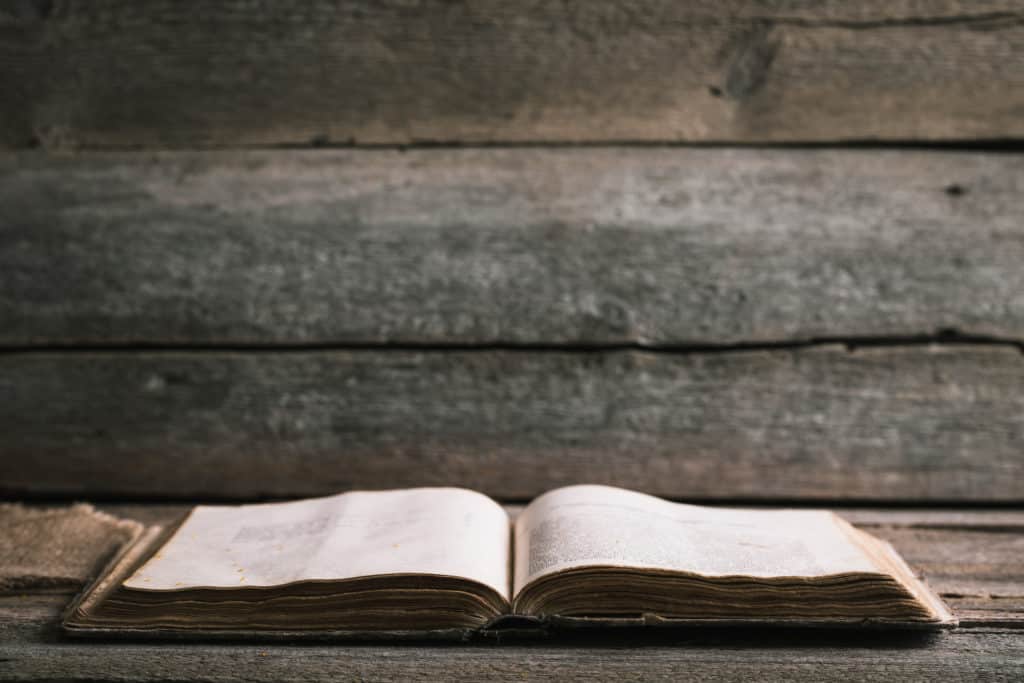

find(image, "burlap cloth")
[0,503,142,592]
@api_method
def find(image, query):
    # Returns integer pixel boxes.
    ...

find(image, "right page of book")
[513,485,878,597]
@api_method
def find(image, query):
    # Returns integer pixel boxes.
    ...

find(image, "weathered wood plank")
[1,345,1022,501]
[943,597,1024,626]
[2,148,1023,346]
[867,526,1024,603]
[834,509,1024,529]
[2,593,1023,682]
[3,1,1024,147]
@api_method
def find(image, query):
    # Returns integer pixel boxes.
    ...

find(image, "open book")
[65,485,954,637]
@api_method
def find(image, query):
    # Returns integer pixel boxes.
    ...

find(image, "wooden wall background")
[4,1,1024,147]
[1,0,1022,502]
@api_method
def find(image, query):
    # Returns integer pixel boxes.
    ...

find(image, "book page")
[513,485,878,596]
[125,488,511,601]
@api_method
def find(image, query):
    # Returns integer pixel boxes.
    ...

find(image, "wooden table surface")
[2,504,1021,681]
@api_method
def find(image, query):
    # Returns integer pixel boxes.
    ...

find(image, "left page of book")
[123,487,511,602]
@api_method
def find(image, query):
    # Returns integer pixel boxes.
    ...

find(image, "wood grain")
[839,509,1024,529]
[872,526,1024,600]
[2,345,1022,501]
[3,148,1022,346]
[2,1,1024,147]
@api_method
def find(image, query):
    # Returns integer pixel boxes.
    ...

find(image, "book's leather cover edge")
[62,524,957,641]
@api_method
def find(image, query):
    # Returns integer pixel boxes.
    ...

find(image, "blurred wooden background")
[1,0,1022,503]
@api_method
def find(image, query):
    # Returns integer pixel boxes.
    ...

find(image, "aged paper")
[126,488,511,601]
[514,485,877,595]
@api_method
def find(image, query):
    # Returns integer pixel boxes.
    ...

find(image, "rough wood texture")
[2,1,1024,147]
[839,509,1024,529]
[2,345,1022,501]
[874,527,1024,603]
[3,148,1023,346]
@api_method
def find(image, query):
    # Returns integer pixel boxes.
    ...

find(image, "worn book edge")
[62,521,957,641]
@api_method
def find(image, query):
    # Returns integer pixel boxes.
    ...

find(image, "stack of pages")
[65,485,954,637]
